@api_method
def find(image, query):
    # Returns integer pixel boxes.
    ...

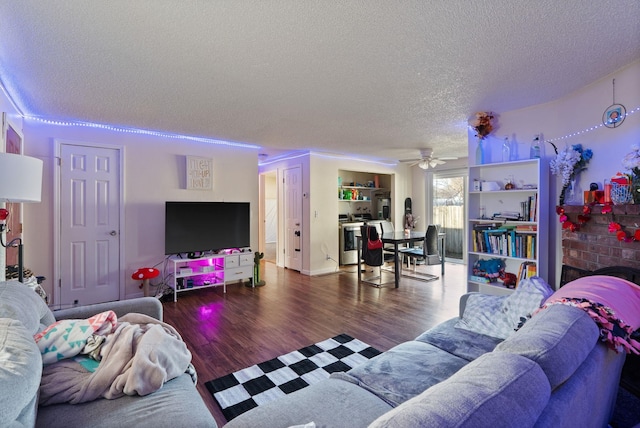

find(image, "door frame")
[429,167,467,265]
[52,139,125,308]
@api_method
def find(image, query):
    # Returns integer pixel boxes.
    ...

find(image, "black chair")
[360,225,391,287]
[399,224,441,281]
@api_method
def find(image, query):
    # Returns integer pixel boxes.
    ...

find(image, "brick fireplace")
[560,204,640,271]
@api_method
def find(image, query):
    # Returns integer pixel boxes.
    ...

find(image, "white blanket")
[39,313,192,405]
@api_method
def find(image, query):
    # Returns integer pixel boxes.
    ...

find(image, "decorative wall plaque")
[186,156,212,190]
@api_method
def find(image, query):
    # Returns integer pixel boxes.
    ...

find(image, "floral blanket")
[538,275,640,354]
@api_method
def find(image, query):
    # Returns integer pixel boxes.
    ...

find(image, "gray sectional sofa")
[226,279,631,428]
[0,281,217,428]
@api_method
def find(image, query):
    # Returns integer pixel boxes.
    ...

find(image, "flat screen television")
[165,201,250,255]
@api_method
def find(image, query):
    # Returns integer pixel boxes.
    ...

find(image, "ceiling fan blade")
[399,159,421,166]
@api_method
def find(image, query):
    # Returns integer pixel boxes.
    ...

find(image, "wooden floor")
[162,260,468,427]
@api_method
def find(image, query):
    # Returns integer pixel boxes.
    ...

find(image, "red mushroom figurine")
[132,267,160,297]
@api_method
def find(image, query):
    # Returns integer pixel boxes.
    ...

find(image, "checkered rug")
[205,334,382,421]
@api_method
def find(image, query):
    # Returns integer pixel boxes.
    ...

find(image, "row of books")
[520,194,538,222]
[472,224,537,259]
[517,261,537,284]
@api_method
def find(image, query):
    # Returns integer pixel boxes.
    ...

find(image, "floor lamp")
[0,152,43,282]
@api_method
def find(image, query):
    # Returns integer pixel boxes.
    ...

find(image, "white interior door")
[58,143,121,306]
[284,166,302,271]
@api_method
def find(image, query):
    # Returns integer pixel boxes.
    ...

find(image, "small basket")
[611,183,633,205]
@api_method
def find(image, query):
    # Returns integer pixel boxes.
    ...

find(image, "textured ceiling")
[0,1,638,162]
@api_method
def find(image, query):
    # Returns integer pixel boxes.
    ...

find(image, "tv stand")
[169,251,253,301]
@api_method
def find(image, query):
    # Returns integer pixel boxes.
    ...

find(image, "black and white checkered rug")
[205,334,382,421]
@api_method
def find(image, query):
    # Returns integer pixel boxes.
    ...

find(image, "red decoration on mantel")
[556,203,639,243]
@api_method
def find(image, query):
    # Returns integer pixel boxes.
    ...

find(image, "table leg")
[394,242,400,288]
[440,235,445,275]
[357,237,362,283]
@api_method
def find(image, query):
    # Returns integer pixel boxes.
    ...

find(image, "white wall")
[468,60,640,286]
[22,119,259,302]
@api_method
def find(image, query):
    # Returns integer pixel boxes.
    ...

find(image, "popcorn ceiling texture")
[0,1,638,160]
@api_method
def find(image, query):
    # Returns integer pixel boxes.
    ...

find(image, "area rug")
[205,334,382,422]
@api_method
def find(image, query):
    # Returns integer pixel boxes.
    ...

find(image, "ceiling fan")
[400,148,457,170]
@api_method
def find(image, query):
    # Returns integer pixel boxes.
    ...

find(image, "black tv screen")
[165,201,250,255]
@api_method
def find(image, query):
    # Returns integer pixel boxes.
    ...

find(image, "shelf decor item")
[621,144,640,204]
[469,111,494,165]
[611,183,633,205]
[549,143,593,205]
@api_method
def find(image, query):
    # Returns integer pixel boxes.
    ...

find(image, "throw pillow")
[456,277,553,339]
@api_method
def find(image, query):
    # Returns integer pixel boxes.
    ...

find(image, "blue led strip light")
[544,106,639,144]
[24,116,260,149]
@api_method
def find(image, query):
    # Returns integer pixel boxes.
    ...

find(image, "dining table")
[358,230,440,288]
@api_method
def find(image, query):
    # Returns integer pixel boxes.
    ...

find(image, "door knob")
[109,230,117,236]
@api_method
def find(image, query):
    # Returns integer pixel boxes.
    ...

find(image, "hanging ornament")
[602,79,626,128]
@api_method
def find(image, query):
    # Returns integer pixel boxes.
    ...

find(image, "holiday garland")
[556,204,640,242]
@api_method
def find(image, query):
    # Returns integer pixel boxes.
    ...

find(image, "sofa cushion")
[224,377,391,428]
[455,277,553,339]
[0,281,55,334]
[414,317,503,361]
[0,318,43,427]
[495,303,598,389]
[334,340,469,407]
[368,352,551,428]
[36,373,216,428]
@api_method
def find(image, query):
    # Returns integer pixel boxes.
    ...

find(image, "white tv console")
[169,251,253,302]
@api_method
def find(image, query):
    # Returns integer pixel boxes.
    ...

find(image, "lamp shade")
[0,153,43,203]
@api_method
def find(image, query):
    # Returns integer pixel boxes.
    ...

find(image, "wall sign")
[186,156,213,190]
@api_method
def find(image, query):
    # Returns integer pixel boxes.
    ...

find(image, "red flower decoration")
[557,203,638,243]
[609,222,622,232]
[577,215,590,224]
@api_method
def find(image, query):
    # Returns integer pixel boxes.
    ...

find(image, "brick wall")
[561,204,640,270]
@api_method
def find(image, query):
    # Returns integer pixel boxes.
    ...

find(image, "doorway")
[284,166,302,271]
[261,171,278,263]
[432,169,466,262]
[55,141,124,307]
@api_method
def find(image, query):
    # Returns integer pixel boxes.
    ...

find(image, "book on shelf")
[516,261,537,286]
[515,224,537,232]
[469,275,491,283]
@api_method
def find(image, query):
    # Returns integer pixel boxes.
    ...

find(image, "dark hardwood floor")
[162,260,468,427]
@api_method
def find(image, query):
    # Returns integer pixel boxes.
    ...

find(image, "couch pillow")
[495,303,598,389]
[0,318,43,427]
[0,281,55,334]
[455,277,553,339]
[368,352,551,428]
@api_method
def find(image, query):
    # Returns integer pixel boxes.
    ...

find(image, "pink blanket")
[539,275,640,354]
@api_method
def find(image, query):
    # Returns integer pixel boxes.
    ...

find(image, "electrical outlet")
[326,254,331,260]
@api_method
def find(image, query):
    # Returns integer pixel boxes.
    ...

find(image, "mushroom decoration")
[132,267,160,297]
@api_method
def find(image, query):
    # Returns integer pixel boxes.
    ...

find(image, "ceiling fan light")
[418,160,428,169]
